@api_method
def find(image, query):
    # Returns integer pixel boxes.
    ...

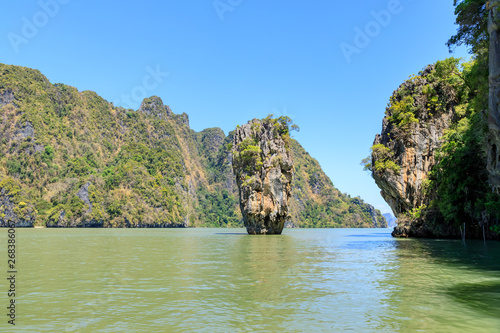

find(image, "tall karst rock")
[232,117,294,235]
[0,63,386,229]
[370,59,468,238]
[372,64,457,219]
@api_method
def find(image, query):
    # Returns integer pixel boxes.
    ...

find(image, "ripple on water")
[1,228,499,332]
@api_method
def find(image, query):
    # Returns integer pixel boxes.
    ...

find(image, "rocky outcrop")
[370,61,471,238]
[487,0,500,191]
[373,115,453,217]
[197,128,226,159]
[373,59,500,239]
[232,118,293,234]
[177,113,189,127]
[366,204,380,228]
[47,210,104,228]
[372,66,456,219]
[0,89,14,107]
[0,63,386,229]
[138,96,172,119]
[0,188,35,227]
[13,121,35,141]
[391,210,460,239]
[76,182,93,214]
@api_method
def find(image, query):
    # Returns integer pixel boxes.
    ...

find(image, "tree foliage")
[428,57,500,230]
[0,63,385,229]
[292,140,387,228]
[369,0,500,236]
[447,0,489,54]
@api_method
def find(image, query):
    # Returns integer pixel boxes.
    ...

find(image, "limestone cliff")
[372,64,457,219]
[138,96,173,119]
[232,118,293,234]
[0,179,36,227]
[373,56,500,239]
[371,60,470,237]
[0,191,35,227]
[0,63,385,229]
[290,140,387,228]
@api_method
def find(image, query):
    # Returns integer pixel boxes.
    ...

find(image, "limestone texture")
[371,63,465,238]
[0,63,385,229]
[0,188,35,227]
[232,119,293,235]
[76,182,93,214]
[372,65,455,220]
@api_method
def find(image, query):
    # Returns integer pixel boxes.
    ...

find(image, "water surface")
[1,228,499,332]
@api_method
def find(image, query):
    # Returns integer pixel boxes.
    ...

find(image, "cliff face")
[290,140,387,228]
[232,118,293,234]
[370,60,475,238]
[0,63,385,228]
[487,0,500,191]
[0,188,35,227]
[372,64,456,219]
[373,57,500,239]
[0,64,211,228]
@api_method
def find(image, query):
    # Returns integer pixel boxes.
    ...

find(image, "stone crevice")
[232,119,293,235]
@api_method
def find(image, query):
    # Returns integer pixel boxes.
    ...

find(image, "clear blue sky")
[1,0,470,215]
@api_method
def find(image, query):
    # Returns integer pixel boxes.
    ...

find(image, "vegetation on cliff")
[294,140,386,228]
[367,0,500,238]
[433,0,500,236]
[232,117,295,234]
[0,63,385,228]
[232,115,296,180]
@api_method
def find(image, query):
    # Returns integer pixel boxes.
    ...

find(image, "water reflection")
[229,235,297,331]
[447,281,500,317]
[385,238,500,332]
[396,238,500,272]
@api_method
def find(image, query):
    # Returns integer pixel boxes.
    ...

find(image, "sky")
[0,0,470,215]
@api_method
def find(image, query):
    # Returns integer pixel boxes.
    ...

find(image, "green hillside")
[0,63,385,228]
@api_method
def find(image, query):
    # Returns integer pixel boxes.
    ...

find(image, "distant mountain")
[383,213,397,228]
[0,63,386,228]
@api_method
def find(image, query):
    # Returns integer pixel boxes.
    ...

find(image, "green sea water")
[1,228,499,332]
